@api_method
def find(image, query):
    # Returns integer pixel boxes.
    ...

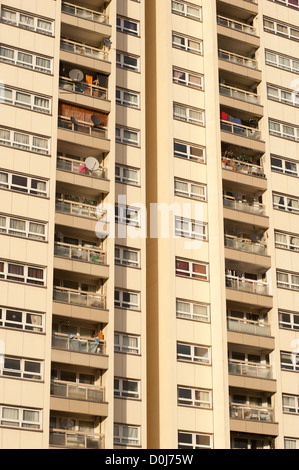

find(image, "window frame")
[176,299,210,322]
[0,84,51,113]
[116,16,139,36]
[173,103,205,126]
[0,170,49,197]
[115,164,140,186]
[265,50,299,73]
[172,33,203,54]
[0,404,42,429]
[178,431,213,449]
[0,214,47,241]
[1,7,54,36]
[0,45,53,74]
[174,140,206,163]
[114,424,141,446]
[114,377,140,399]
[175,258,209,281]
[114,289,140,310]
[177,386,212,408]
[0,260,46,286]
[0,356,43,380]
[0,127,50,154]
[115,246,140,268]
[115,205,140,226]
[174,178,206,200]
[171,1,202,20]
[116,87,140,108]
[279,310,299,330]
[0,306,45,332]
[116,51,140,72]
[177,342,211,364]
[115,126,139,146]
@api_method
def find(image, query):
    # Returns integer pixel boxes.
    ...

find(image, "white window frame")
[114,378,140,399]
[1,7,54,35]
[177,342,211,364]
[0,127,50,154]
[263,17,299,41]
[0,170,48,197]
[269,119,299,141]
[0,45,53,74]
[115,205,140,226]
[0,405,42,429]
[0,356,43,380]
[0,260,46,286]
[267,84,299,107]
[279,310,299,330]
[171,1,202,20]
[176,258,208,280]
[116,88,139,108]
[178,431,213,449]
[176,299,210,322]
[115,246,140,268]
[174,178,206,200]
[173,67,204,89]
[281,351,299,372]
[173,104,204,125]
[116,16,139,35]
[265,50,299,73]
[116,51,139,72]
[275,231,299,251]
[178,386,211,408]
[273,193,299,214]
[277,271,299,291]
[115,164,140,186]
[114,333,140,354]
[271,156,298,176]
[283,394,299,414]
[116,126,139,146]
[285,438,299,450]
[0,85,51,113]
[0,306,45,332]
[114,424,140,446]
[174,140,205,163]
[172,33,202,54]
[0,214,47,241]
[114,289,140,310]
[174,216,208,241]
[270,0,299,9]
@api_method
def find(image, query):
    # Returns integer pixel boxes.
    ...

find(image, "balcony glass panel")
[52,332,105,354]
[62,2,109,24]
[223,196,265,216]
[53,287,105,309]
[225,275,269,295]
[227,317,271,336]
[218,49,257,69]
[54,242,106,264]
[228,360,272,378]
[50,430,104,449]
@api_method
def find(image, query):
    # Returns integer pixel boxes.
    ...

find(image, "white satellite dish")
[85,157,100,172]
[69,69,84,82]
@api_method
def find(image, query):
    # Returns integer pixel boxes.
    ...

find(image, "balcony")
[217,15,256,36]
[62,2,109,24]
[218,49,258,69]
[219,84,259,105]
[227,316,271,336]
[225,274,269,295]
[223,195,265,216]
[51,380,105,403]
[55,198,105,220]
[60,38,108,62]
[221,155,265,178]
[224,235,267,256]
[54,242,106,265]
[228,359,272,379]
[59,76,108,102]
[58,115,107,140]
[56,155,109,193]
[52,332,105,355]
[53,286,106,309]
[230,403,274,422]
[49,429,104,449]
[220,119,261,141]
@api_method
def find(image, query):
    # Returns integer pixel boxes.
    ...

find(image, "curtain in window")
[0,46,14,61]
[189,109,202,123]
[291,275,299,288]
[34,97,49,110]
[29,222,45,238]
[193,303,208,317]
[27,267,44,285]
[265,51,276,64]
[7,263,24,281]
[175,180,188,193]
[275,233,287,245]
[37,19,52,32]
[176,301,190,314]
[191,184,205,197]
[123,168,137,182]
[123,335,138,352]
[1,87,12,102]
[2,407,19,424]
[32,137,49,153]
[22,410,39,428]
[285,440,297,450]
[0,216,6,232]
[287,198,299,212]
[173,35,185,47]
[273,194,285,209]
[19,14,34,27]
[189,74,202,87]
[277,272,289,284]
[176,260,189,275]
[188,40,201,52]
[13,132,30,148]
[0,172,8,187]
[173,69,186,83]
[172,1,184,12]
[290,236,299,248]
[123,426,139,443]
[2,9,16,21]
[123,250,138,264]
[123,129,138,143]
[9,218,26,236]
[17,52,33,67]
[279,56,291,69]
[192,263,207,278]
[0,129,11,144]
[36,57,51,71]
[174,105,186,119]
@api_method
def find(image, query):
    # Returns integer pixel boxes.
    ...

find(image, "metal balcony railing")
[225,275,269,295]
[230,403,274,422]
[221,156,265,178]
[220,120,261,140]
[217,15,256,35]
[224,235,267,255]
[227,316,271,336]
[55,198,106,220]
[54,242,106,265]
[60,38,108,61]
[223,196,265,216]
[58,115,107,139]
[228,359,272,379]
[57,155,107,179]
[218,49,258,69]
[59,76,107,100]
[62,2,109,24]
[51,380,105,403]
[49,429,104,449]
[52,332,105,355]
[53,286,106,309]
[219,84,259,104]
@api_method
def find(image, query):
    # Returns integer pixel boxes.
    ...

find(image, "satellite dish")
[235,269,243,277]
[69,69,84,82]
[55,230,64,239]
[104,38,112,48]
[85,157,100,171]
[60,418,75,430]
[249,234,259,243]
[232,191,242,201]
[246,195,254,204]
[91,115,103,128]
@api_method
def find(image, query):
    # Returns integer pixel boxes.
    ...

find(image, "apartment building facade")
[0,0,298,450]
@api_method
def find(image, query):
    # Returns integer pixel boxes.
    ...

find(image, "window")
[115,165,139,185]
[172,1,202,20]
[115,246,140,268]
[267,84,299,107]
[0,171,48,197]
[279,310,299,330]
[0,405,41,429]
[175,217,208,241]
[281,352,299,372]
[117,16,139,35]
[0,306,44,332]
[270,0,299,9]
[0,85,51,113]
[174,140,205,163]
[116,126,139,146]
[178,386,211,408]
[176,258,208,280]
[115,333,140,354]
[0,356,43,380]
[173,104,204,125]
[265,50,299,73]
[277,271,299,290]
[0,127,50,154]
[116,88,139,108]
[173,67,204,89]
[1,7,54,35]
[174,179,206,200]
[114,289,140,310]
[0,260,46,286]
[275,232,299,251]
[178,431,213,449]
[172,33,202,54]
[0,45,52,74]
[114,378,140,399]
[114,424,140,446]
[263,17,299,41]
[177,342,211,364]
[273,194,299,214]
[285,438,299,450]
[115,205,140,226]
[116,52,139,72]
[283,394,299,414]
[0,214,47,241]
[269,119,299,141]
[271,156,298,176]
[176,299,210,322]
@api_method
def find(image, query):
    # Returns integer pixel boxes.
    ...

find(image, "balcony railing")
[62,2,109,24]
[53,286,106,309]
[59,76,108,100]
[228,359,272,379]
[52,332,105,355]
[224,235,267,255]
[50,429,104,449]
[220,120,261,140]
[227,316,271,336]
[218,49,258,69]
[230,404,274,422]
[54,242,106,265]
[225,275,269,295]
[221,156,265,178]
[223,195,265,216]
[51,380,105,403]
[217,15,256,35]
[57,155,107,179]
[58,115,107,139]
[219,84,259,104]
[60,38,108,61]
[55,198,106,220]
